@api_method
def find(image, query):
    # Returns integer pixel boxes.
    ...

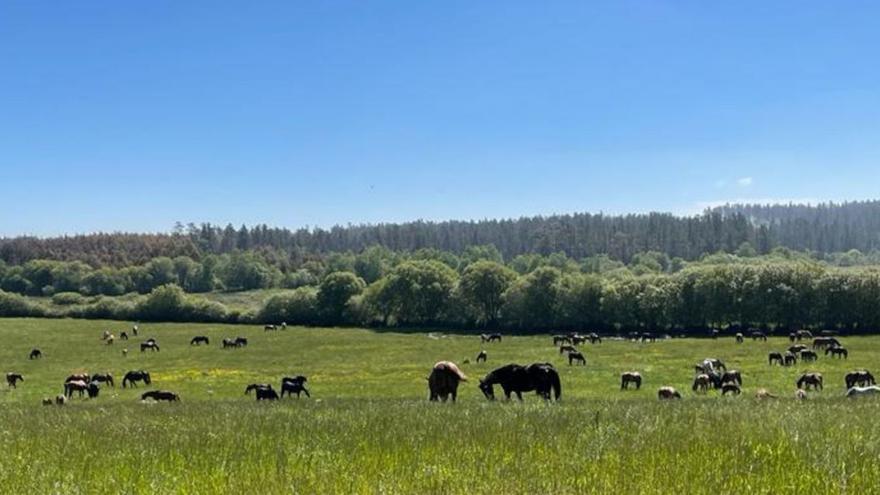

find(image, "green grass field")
[1,318,879,494]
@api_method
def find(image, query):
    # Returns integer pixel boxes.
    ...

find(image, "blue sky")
[2,1,879,236]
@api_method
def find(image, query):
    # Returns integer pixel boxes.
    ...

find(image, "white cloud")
[736,177,753,187]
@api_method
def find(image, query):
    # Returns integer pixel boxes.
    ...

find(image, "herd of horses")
[8,322,880,406]
[427,330,880,402]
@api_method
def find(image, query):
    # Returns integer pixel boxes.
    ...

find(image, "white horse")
[846,385,880,397]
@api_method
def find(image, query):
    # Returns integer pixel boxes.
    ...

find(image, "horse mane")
[434,361,467,381]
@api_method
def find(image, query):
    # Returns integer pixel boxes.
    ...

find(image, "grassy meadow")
[1,318,879,493]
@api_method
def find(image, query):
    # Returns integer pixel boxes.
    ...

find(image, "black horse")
[141,390,179,402]
[29,348,42,360]
[6,373,23,388]
[281,376,310,398]
[245,383,273,395]
[480,333,502,343]
[476,350,487,363]
[222,338,242,349]
[190,336,210,346]
[91,373,114,387]
[478,363,561,401]
[248,384,279,400]
[235,337,248,347]
[122,370,151,388]
[140,341,160,352]
[568,351,586,366]
[120,332,129,341]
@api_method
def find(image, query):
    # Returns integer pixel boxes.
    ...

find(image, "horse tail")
[550,370,562,401]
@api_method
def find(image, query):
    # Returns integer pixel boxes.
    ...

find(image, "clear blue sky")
[2,1,879,236]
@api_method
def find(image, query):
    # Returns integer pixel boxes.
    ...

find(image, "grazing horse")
[826,346,848,359]
[64,380,93,398]
[800,350,818,362]
[846,386,880,398]
[782,352,798,366]
[568,351,586,366]
[570,334,588,345]
[65,373,90,384]
[587,333,602,344]
[280,376,311,398]
[140,341,160,352]
[256,386,279,400]
[141,390,179,402]
[29,348,42,360]
[190,336,210,346]
[788,332,797,343]
[721,383,741,396]
[6,373,23,388]
[692,374,712,393]
[750,331,768,341]
[788,344,808,354]
[42,397,53,406]
[620,372,642,390]
[235,337,248,347]
[812,337,839,349]
[845,371,876,389]
[245,383,273,395]
[797,373,823,391]
[122,370,151,388]
[559,345,577,355]
[428,361,467,402]
[703,358,726,372]
[91,373,114,387]
[768,352,784,365]
[658,386,681,400]
[796,330,813,340]
[552,335,571,345]
[476,350,487,363]
[721,370,742,386]
[120,332,128,341]
[264,324,277,331]
[479,363,561,401]
[735,333,744,343]
[102,330,111,340]
[640,333,656,343]
[222,338,241,349]
[480,333,502,343]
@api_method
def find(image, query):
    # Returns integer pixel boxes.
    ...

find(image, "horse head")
[478,380,495,400]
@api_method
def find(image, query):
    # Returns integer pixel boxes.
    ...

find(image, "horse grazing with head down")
[568,351,586,366]
[141,390,179,402]
[657,386,681,400]
[800,350,818,362]
[721,383,741,396]
[122,370,151,388]
[428,361,467,402]
[190,336,210,346]
[140,341,160,352]
[620,372,641,390]
[478,363,561,401]
[246,384,279,400]
[29,348,42,360]
[845,370,876,389]
[480,333,502,343]
[476,350,487,363]
[826,346,848,359]
[768,352,784,365]
[91,373,114,387]
[797,373,823,390]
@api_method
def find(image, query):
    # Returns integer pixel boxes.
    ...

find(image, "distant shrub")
[0,290,45,317]
[52,292,86,306]
[259,287,319,325]
[133,284,230,323]
[72,297,136,321]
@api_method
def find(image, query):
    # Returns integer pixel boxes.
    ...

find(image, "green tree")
[317,271,366,324]
[458,261,517,327]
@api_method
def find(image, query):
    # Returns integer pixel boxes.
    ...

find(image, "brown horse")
[658,386,681,400]
[797,373,823,390]
[568,351,586,366]
[768,352,784,365]
[620,372,642,390]
[692,374,711,393]
[428,361,467,402]
[6,373,23,388]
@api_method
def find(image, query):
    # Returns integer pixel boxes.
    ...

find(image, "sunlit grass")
[0,318,878,493]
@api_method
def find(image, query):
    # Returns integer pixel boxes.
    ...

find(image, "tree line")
[5,200,880,267]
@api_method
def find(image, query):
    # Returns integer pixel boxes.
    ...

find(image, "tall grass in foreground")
[1,318,879,493]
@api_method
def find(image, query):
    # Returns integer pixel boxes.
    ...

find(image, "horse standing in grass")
[768,352,784,365]
[29,349,42,360]
[658,387,681,400]
[783,352,798,366]
[480,333,502,343]
[800,350,818,362]
[845,371,876,389]
[735,333,744,343]
[281,376,310,398]
[190,336,210,346]
[245,383,273,395]
[620,372,642,390]
[476,350,487,363]
[721,370,742,386]
[797,373,823,390]
[235,337,248,347]
[692,374,711,393]
[552,335,570,345]
[478,363,561,401]
[140,341,160,352]
[91,373,114,387]
[559,345,577,355]
[6,373,23,388]
[721,383,741,396]
[568,351,586,366]
[826,346,848,359]
[122,370,151,388]
[428,361,467,402]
